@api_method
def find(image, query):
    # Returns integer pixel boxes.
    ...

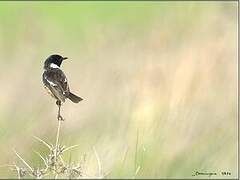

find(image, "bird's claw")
[56,100,61,106]
[57,115,64,121]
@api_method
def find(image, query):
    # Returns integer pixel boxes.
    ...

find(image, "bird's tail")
[68,92,83,103]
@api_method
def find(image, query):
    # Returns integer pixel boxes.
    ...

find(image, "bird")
[42,54,83,121]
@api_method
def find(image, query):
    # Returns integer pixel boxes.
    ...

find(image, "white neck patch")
[50,63,59,69]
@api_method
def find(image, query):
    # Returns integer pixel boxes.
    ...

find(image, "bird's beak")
[62,57,68,60]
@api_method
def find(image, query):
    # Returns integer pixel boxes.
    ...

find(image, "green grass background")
[0,2,237,178]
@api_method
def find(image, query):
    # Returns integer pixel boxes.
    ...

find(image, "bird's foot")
[57,115,64,121]
[56,100,61,106]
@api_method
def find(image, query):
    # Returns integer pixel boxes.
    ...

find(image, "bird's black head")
[44,54,68,69]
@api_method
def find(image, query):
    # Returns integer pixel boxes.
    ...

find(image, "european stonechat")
[42,54,83,120]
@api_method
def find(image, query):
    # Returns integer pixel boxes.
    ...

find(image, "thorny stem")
[8,104,92,179]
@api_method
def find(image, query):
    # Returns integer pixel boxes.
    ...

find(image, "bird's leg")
[56,100,64,121]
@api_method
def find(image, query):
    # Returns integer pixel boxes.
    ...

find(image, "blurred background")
[0,2,237,178]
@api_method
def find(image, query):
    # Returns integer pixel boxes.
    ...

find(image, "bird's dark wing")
[42,68,69,102]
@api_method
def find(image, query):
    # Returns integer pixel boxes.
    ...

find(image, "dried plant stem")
[55,120,61,154]
[9,111,89,178]
[33,136,52,150]
[13,150,33,173]
[54,120,62,179]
